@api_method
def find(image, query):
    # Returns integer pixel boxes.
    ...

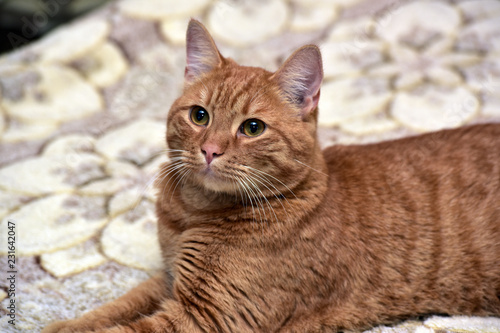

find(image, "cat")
[44,19,500,333]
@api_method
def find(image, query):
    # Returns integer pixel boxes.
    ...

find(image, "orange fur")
[44,20,500,333]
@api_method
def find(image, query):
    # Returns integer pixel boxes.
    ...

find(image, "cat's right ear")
[271,45,323,120]
[185,19,224,83]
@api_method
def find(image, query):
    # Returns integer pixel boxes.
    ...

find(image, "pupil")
[249,122,258,133]
[196,110,205,121]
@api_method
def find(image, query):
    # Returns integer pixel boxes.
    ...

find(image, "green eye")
[241,119,265,137]
[190,106,209,126]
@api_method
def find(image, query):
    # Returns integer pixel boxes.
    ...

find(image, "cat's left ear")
[185,19,224,83]
[272,45,323,119]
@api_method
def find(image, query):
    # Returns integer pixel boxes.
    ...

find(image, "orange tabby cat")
[44,19,500,333]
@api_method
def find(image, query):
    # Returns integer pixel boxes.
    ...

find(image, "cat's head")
[166,19,323,197]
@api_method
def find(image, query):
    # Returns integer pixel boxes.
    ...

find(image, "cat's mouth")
[200,165,218,179]
[195,165,236,193]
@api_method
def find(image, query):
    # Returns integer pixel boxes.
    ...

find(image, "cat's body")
[44,20,500,333]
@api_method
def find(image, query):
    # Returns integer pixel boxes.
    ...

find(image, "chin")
[194,171,237,194]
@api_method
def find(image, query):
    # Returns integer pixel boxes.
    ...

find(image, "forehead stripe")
[228,80,255,114]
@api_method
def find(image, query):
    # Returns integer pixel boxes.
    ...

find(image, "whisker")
[143,148,186,161]
[235,171,261,226]
[243,165,309,217]
[170,168,192,202]
[157,161,185,186]
[231,174,247,210]
[243,167,292,220]
[233,175,254,226]
[129,160,184,214]
[238,172,262,225]
[294,159,328,177]
[236,177,254,227]
[228,164,293,223]
[233,174,254,223]
[245,173,280,223]
[243,172,269,226]
[161,163,188,203]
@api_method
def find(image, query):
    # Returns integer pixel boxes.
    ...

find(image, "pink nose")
[201,143,224,165]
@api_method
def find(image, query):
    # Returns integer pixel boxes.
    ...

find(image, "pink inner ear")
[308,89,321,114]
[273,45,323,118]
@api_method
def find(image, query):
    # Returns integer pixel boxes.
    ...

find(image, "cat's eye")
[240,119,266,137]
[190,106,209,126]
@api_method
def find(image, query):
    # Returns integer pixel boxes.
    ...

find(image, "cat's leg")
[101,303,343,333]
[87,300,205,333]
[42,272,173,333]
[275,303,376,333]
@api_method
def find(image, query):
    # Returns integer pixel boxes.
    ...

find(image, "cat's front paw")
[42,317,116,333]
[42,320,80,333]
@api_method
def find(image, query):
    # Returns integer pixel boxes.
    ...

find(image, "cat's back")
[321,123,500,243]
[317,123,500,317]
[323,124,500,204]
[324,123,500,175]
